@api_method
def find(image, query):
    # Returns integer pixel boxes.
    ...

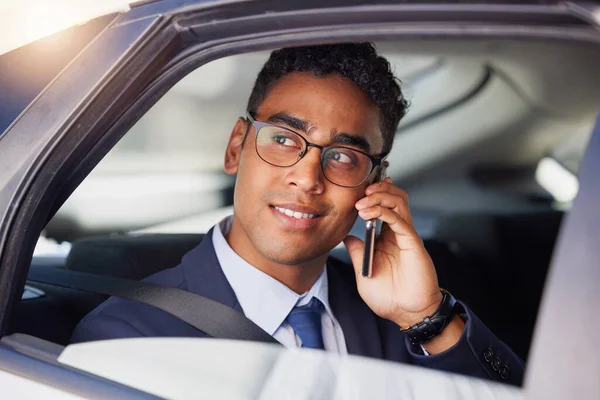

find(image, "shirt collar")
[212,216,334,336]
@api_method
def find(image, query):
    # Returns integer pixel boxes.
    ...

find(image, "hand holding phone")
[361,163,387,278]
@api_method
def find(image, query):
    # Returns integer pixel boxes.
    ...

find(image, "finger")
[358,206,419,241]
[343,235,365,278]
[355,191,412,224]
[365,179,408,199]
[362,181,411,221]
[356,191,404,210]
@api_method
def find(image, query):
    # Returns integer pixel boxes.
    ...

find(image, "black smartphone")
[362,163,387,278]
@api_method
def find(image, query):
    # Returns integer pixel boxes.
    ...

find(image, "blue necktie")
[285,297,325,350]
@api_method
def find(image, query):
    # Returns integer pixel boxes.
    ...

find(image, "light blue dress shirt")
[212,216,348,354]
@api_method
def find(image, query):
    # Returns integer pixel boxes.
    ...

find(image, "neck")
[225,218,327,294]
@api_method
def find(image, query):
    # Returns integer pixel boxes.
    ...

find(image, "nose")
[285,146,324,193]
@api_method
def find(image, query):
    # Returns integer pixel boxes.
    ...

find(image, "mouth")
[272,206,318,220]
[268,203,324,230]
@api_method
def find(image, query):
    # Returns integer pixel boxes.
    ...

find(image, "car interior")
[12,38,600,367]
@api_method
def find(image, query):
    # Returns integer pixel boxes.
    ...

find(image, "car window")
[23,38,600,389]
[42,42,597,243]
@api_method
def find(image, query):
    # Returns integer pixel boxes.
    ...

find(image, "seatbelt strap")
[27,267,281,345]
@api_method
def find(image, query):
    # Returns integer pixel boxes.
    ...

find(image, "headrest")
[65,234,205,280]
[435,213,500,257]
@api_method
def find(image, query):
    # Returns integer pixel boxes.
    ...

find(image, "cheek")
[234,152,277,208]
[233,156,259,203]
[330,187,364,221]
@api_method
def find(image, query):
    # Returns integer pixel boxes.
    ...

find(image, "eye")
[272,135,297,147]
[329,150,355,165]
[324,148,360,170]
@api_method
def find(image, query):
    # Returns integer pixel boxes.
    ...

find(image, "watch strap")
[400,289,458,345]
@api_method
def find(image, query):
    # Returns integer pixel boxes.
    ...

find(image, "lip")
[270,203,324,215]
[269,204,323,230]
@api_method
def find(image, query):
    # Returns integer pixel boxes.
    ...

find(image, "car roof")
[0,0,142,56]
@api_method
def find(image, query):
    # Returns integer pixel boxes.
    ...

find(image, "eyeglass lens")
[255,125,373,187]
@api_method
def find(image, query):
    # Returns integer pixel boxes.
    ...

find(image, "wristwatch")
[400,289,458,345]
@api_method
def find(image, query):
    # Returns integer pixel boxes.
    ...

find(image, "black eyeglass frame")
[246,113,385,188]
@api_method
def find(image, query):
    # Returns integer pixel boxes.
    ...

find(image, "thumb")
[343,235,365,276]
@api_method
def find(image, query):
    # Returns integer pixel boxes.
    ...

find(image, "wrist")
[398,289,459,347]
[394,290,444,329]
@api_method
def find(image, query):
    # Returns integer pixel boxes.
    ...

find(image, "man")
[72,43,523,385]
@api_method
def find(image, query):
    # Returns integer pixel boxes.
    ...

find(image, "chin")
[257,240,326,266]
[264,248,315,266]
[257,242,319,266]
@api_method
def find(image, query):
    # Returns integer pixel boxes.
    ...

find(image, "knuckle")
[373,192,385,205]
[395,213,405,224]
[397,192,408,205]
[376,181,388,191]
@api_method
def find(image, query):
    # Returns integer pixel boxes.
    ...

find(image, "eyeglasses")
[246,114,384,188]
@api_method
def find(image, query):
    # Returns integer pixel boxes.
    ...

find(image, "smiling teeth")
[275,207,316,219]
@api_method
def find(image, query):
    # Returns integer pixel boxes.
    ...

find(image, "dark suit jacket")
[72,229,524,385]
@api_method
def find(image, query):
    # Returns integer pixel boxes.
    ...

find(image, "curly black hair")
[246,43,409,155]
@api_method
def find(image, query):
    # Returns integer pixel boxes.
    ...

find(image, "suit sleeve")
[71,313,145,343]
[406,302,525,386]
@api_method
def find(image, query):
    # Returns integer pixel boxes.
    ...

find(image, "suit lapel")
[327,258,383,359]
[180,228,243,313]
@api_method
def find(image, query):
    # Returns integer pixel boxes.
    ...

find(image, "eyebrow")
[266,112,372,153]
[267,113,308,132]
[331,133,371,153]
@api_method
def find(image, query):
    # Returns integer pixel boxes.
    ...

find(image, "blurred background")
[34,40,597,254]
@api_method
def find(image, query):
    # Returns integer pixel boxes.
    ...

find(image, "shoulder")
[101,262,189,312]
[71,264,189,342]
[142,263,188,288]
[71,235,221,343]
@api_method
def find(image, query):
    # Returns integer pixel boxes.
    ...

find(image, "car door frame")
[1,0,600,396]
[524,72,600,400]
[521,6,600,399]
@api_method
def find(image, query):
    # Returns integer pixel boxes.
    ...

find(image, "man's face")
[224,72,384,266]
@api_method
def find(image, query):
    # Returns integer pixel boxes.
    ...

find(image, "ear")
[368,161,389,185]
[380,160,389,180]
[224,117,250,175]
